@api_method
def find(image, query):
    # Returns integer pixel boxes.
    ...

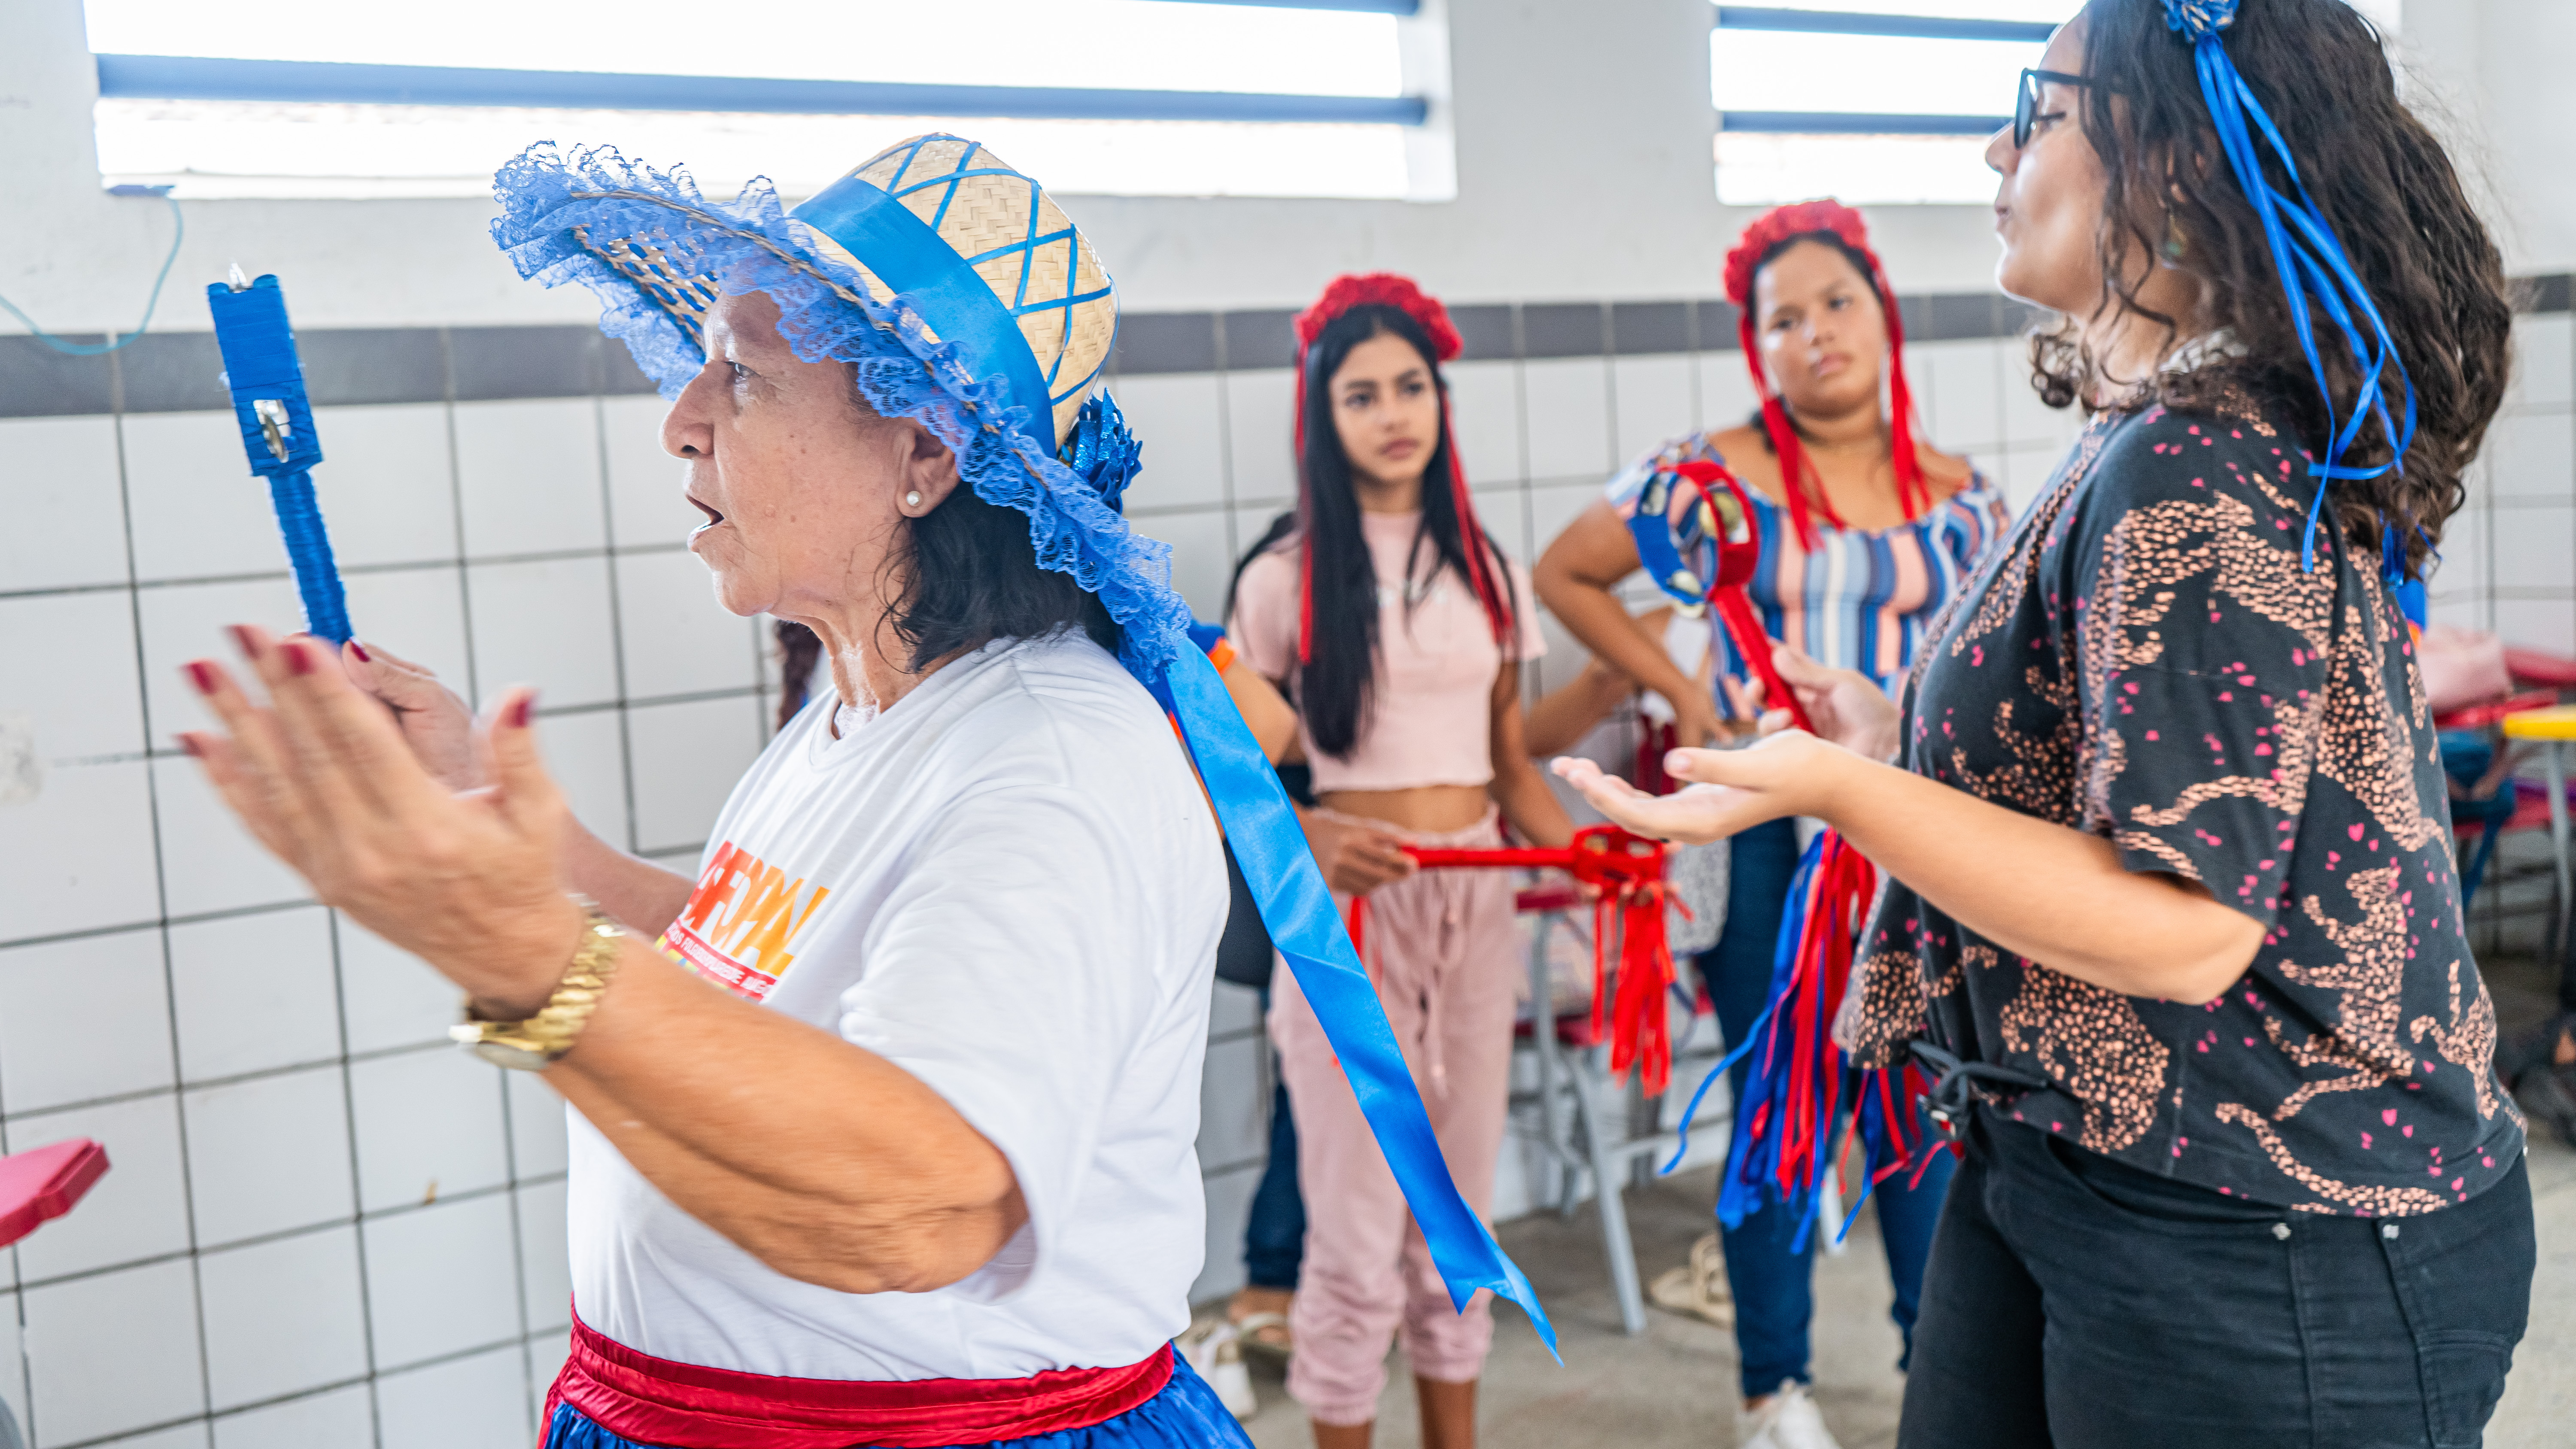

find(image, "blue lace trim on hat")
[488,142,1188,679]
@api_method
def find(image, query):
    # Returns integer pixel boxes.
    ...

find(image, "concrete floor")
[1228,947,2576,1449]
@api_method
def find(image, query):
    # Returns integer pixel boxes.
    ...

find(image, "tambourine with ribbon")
[1624,460,1950,1249]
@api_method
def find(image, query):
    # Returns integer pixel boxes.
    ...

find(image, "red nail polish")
[506,696,534,729]
[186,661,218,695]
[349,640,372,663]
[228,624,258,656]
[283,642,315,676]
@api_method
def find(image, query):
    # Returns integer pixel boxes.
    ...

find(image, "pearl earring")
[905,490,923,508]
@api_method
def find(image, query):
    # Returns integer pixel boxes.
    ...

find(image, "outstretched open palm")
[1551,729,1851,845]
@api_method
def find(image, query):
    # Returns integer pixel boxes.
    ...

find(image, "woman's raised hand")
[180,625,584,1017]
[1300,812,1419,896]
[1550,731,1854,845]
[1722,641,1902,763]
[337,637,483,792]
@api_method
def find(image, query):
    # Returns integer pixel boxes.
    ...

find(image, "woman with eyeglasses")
[1555,2,2531,1444]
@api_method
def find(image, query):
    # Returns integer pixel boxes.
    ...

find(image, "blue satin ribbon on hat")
[794,174,1058,454]
[1160,651,1554,1352]
[802,167,1555,1352]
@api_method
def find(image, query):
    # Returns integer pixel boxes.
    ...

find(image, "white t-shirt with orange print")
[567,630,1228,1381]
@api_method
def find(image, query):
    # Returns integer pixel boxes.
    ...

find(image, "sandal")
[1647,1231,1735,1330]
[1230,1309,1294,1360]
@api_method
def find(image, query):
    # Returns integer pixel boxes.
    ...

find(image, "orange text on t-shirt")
[656,841,831,1002]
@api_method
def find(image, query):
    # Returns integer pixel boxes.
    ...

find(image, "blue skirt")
[540,1350,1256,1449]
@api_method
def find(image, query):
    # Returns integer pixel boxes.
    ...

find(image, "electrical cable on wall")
[0,186,184,355]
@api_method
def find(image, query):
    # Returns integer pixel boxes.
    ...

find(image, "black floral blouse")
[1848,385,2524,1215]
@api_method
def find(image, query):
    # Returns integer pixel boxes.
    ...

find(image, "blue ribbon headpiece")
[2162,0,2418,577]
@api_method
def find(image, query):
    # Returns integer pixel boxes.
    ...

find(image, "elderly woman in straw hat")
[169,134,1555,1449]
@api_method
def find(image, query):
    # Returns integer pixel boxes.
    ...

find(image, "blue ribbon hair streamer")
[2162,0,2419,578]
[206,275,353,645]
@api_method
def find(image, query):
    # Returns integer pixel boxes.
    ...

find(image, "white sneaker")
[1179,1321,1259,1421]
[1740,1380,1842,1449]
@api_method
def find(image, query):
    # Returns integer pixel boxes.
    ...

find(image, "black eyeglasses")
[2014,68,2110,149]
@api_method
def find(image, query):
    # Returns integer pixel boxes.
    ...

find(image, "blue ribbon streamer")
[1161,649,1557,1355]
[207,276,352,644]
[1713,832,1824,1237]
[794,176,1057,455]
[2171,5,2417,576]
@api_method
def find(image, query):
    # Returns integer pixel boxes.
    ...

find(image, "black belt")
[1908,1041,2054,1144]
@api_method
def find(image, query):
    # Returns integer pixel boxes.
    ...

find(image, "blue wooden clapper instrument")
[206,270,352,644]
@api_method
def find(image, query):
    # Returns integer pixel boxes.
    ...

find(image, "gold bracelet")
[450,897,625,1071]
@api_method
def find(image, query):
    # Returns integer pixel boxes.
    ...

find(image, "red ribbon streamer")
[1347,824,1682,1095]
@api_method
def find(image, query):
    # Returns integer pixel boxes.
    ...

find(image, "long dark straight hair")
[1228,303,1517,758]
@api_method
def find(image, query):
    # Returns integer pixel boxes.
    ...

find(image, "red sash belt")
[546,1313,1174,1449]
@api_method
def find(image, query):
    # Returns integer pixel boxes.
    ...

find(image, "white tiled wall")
[0,391,768,1448]
[2447,313,2576,957]
[1,309,2567,1445]
[2447,312,2576,652]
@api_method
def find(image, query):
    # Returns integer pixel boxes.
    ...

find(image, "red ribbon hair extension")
[1290,273,1509,666]
[1722,199,1930,550]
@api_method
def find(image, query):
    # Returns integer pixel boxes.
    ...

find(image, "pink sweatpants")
[1270,810,1521,1427]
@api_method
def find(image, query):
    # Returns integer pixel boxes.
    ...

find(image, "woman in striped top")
[1535,200,2005,1449]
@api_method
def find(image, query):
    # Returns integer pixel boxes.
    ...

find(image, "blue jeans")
[1243,992,1305,1291]
[1701,819,1956,1401]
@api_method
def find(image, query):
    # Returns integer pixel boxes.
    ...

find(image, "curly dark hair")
[2031,0,2510,575]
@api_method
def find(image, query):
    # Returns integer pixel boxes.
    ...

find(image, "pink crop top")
[1228,509,1544,794]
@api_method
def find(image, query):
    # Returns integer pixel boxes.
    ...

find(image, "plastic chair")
[2504,647,2576,696]
[0,1140,110,1449]
[2503,705,2576,949]
[2433,642,2576,914]
[1506,882,1734,1335]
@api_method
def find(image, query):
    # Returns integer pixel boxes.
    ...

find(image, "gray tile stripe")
[5,275,2567,418]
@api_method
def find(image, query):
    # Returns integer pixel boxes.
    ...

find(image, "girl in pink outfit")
[1228,274,1574,1449]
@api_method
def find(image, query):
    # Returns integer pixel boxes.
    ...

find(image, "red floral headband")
[1719,199,1930,545]
[1724,199,1882,310]
[1294,272,1463,364]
